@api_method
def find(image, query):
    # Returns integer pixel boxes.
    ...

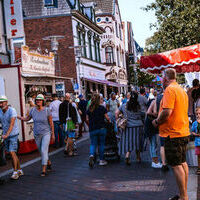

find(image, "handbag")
[117,109,127,130]
[65,103,76,132]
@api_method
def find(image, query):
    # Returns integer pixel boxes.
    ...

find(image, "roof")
[80,0,114,15]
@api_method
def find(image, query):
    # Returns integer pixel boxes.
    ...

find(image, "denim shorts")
[4,135,18,152]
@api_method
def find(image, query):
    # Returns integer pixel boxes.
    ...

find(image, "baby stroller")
[104,122,120,162]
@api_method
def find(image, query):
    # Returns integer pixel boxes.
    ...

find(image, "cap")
[78,94,83,98]
[0,95,8,102]
[35,94,45,100]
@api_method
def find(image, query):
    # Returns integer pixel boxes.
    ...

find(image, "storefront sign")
[4,0,24,39]
[22,46,55,75]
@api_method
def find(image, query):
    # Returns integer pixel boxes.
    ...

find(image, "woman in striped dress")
[116,91,145,165]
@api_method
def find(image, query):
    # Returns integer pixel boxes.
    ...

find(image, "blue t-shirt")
[87,105,107,132]
[0,107,19,137]
[29,107,51,136]
[191,121,200,146]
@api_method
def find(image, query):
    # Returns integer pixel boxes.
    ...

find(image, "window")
[115,22,118,38]
[88,36,93,60]
[85,7,93,20]
[66,0,76,9]
[119,24,122,40]
[44,0,58,7]
[117,48,120,66]
[97,42,101,62]
[105,46,114,64]
[97,18,101,22]
[105,17,109,22]
[83,34,87,58]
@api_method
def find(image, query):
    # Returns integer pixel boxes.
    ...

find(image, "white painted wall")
[0,67,22,141]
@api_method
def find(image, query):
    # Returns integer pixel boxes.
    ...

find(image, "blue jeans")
[35,133,51,165]
[53,121,64,146]
[149,134,159,158]
[89,128,107,160]
[4,135,18,152]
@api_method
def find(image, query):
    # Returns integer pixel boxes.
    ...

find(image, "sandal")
[40,172,47,177]
[125,157,131,166]
[168,195,180,200]
[47,164,52,172]
[196,168,200,175]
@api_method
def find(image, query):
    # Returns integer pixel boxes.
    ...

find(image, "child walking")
[191,107,200,175]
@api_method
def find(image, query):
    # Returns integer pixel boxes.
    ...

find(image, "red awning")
[140,43,200,73]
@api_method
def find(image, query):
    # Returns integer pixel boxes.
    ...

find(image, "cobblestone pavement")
[0,139,197,200]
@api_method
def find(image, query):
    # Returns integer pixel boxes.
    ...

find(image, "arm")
[152,108,173,127]
[2,117,16,139]
[48,115,55,141]
[104,113,110,122]
[147,100,157,117]
[17,115,32,122]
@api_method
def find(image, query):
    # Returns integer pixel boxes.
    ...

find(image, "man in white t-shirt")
[49,94,63,148]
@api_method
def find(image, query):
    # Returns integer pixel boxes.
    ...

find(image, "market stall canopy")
[140,43,200,73]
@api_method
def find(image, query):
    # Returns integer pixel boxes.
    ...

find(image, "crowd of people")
[0,68,199,200]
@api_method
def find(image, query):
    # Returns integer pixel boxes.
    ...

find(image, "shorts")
[160,137,165,147]
[164,136,189,166]
[4,135,18,152]
[195,146,200,155]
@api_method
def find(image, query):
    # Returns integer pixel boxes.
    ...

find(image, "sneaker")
[89,156,94,168]
[11,171,19,180]
[17,169,24,176]
[161,165,169,172]
[99,160,108,166]
[152,162,162,168]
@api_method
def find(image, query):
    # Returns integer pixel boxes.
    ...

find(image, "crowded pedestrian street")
[1,0,200,200]
[0,136,197,200]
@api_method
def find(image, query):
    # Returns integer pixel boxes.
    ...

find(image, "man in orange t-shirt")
[152,68,189,200]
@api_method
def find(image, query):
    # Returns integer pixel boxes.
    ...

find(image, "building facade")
[0,0,10,64]
[22,0,112,97]
[81,0,128,94]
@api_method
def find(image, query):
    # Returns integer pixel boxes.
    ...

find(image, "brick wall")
[24,16,77,92]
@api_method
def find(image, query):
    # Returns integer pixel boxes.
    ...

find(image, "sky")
[118,0,157,48]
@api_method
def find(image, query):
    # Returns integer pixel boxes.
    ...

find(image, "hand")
[2,135,8,140]
[51,134,55,142]
[152,119,158,128]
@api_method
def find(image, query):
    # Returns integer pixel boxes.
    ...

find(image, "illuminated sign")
[4,0,24,39]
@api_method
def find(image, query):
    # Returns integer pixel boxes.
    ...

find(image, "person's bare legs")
[172,164,189,200]
[10,152,20,171]
[160,146,166,165]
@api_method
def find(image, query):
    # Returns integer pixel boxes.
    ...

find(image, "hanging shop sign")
[21,46,55,75]
[4,0,24,39]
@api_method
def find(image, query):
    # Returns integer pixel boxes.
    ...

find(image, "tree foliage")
[143,0,200,53]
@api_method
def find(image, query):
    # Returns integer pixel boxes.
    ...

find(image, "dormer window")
[97,18,101,23]
[44,0,57,7]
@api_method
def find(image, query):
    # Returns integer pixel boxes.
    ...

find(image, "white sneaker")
[152,162,162,168]
[99,160,108,166]
[17,169,24,176]
[11,171,19,180]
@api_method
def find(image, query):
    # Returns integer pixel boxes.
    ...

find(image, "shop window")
[44,0,58,7]
[105,46,114,64]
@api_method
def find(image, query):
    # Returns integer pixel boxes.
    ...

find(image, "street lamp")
[69,45,86,95]
[43,35,64,76]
